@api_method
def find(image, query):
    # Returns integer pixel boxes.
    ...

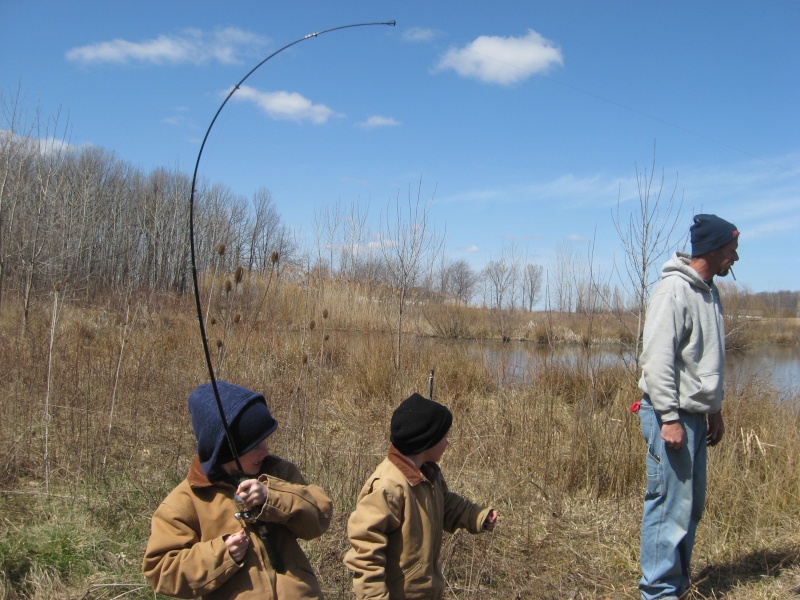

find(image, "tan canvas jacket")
[143,455,332,599]
[344,445,490,600]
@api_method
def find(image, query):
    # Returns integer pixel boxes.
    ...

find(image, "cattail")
[224,280,232,294]
[233,314,241,324]
[309,320,316,331]
[234,266,243,284]
[322,309,329,319]
[217,244,226,256]
[270,251,279,264]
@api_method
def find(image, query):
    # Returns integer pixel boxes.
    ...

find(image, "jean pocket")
[640,406,663,498]
[645,445,663,498]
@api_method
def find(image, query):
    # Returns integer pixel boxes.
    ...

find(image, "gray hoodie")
[638,252,726,421]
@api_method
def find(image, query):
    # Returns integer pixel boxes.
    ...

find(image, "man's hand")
[661,420,684,450]
[707,411,725,447]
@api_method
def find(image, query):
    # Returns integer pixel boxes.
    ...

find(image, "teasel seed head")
[309,320,316,331]
[233,314,241,324]
[216,339,223,349]
[234,266,243,283]
[217,244,226,256]
[224,280,232,294]
[322,309,329,319]
[270,251,279,264]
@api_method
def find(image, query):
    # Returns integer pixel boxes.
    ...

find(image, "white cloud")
[232,85,339,124]
[462,245,481,253]
[403,27,439,43]
[435,29,563,85]
[357,115,401,129]
[65,27,267,66]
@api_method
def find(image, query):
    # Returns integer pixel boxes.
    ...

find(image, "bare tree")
[552,241,581,313]
[0,87,32,311]
[380,180,443,369]
[521,261,544,312]
[442,258,478,306]
[612,146,683,369]
[18,106,71,332]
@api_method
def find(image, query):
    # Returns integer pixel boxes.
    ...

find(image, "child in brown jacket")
[344,393,497,599]
[143,381,333,599]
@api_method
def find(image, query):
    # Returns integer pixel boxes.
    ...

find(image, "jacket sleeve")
[441,475,491,534]
[640,287,689,422]
[343,478,403,600]
[253,475,333,540]
[142,501,240,598]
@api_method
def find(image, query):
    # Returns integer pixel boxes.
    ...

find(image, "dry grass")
[0,284,798,599]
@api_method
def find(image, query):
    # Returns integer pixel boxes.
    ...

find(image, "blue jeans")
[638,397,708,600]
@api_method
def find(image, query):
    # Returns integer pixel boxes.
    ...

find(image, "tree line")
[2,95,796,329]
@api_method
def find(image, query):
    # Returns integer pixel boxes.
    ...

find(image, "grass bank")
[0,289,798,599]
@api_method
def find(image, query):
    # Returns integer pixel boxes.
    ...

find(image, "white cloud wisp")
[232,85,338,124]
[65,27,267,66]
[435,29,563,85]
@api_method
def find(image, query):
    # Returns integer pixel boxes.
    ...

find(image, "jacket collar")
[388,445,440,485]
[187,454,282,488]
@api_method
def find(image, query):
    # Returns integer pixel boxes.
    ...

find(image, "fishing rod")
[188,20,395,474]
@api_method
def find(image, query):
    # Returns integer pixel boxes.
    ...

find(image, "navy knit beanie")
[690,214,739,257]
[188,381,278,476]
[390,393,452,456]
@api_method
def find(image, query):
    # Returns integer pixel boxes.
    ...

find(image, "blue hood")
[188,380,278,476]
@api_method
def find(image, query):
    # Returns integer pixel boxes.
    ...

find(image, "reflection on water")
[478,341,799,398]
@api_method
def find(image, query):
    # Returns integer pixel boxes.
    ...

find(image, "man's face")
[713,238,739,277]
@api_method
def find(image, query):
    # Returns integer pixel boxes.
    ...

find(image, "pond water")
[475,341,799,399]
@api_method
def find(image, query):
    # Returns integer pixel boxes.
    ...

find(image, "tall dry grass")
[0,280,798,599]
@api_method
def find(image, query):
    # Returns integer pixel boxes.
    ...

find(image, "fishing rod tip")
[387,20,396,27]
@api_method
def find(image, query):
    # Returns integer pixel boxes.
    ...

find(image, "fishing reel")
[233,493,258,528]
[232,489,285,574]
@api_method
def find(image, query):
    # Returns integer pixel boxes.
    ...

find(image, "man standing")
[636,213,739,599]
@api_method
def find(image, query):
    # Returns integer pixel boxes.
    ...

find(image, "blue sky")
[2,1,799,295]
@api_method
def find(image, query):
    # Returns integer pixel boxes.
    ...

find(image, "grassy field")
[0,283,798,599]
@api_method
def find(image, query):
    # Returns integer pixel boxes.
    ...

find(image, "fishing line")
[462,47,791,173]
[188,20,396,473]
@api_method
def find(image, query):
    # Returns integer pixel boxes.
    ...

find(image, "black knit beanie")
[390,393,453,456]
[690,214,739,257]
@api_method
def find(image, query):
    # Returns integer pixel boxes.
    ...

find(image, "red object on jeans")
[629,400,642,413]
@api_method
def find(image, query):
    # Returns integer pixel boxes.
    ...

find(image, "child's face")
[422,436,449,463]
[222,438,271,476]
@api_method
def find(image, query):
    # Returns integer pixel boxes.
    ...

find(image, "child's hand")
[483,509,498,531]
[236,479,268,508]
[225,529,249,562]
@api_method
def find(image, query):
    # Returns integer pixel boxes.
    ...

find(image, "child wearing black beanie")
[344,393,498,599]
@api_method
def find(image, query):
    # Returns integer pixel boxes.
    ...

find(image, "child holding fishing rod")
[143,380,333,599]
[344,392,498,599]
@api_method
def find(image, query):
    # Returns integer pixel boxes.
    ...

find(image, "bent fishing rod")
[188,20,395,475]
